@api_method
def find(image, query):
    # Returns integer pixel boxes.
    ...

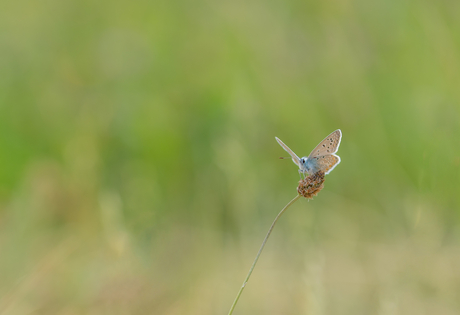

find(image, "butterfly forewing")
[275,137,300,167]
[308,129,342,158]
[314,155,341,174]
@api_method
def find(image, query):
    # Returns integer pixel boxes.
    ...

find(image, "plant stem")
[227,194,301,315]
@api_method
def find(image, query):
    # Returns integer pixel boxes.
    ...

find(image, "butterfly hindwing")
[311,154,341,174]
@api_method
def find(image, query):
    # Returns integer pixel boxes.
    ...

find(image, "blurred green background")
[1,0,460,314]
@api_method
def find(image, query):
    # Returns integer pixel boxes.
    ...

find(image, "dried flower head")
[297,171,325,199]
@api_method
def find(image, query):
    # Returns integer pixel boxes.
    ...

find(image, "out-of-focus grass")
[0,0,460,314]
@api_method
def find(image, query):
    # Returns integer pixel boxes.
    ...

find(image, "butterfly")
[276,129,342,177]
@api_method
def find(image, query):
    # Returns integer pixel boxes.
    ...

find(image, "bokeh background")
[1,0,460,314]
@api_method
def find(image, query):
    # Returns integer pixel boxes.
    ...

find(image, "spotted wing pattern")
[275,137,300,167]
[308,129,342,159]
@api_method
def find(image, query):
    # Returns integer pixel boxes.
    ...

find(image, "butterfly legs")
[298,169,307,180]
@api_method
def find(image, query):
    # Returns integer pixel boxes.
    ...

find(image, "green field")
[1,0,460,314]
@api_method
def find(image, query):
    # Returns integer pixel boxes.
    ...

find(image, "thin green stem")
[227,194,301,315]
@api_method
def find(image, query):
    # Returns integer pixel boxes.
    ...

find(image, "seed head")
[297,171,325,199]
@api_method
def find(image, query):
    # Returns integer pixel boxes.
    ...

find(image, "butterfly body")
[276,130,342,176]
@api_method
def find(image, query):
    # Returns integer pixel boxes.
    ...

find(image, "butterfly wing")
[311,154,341,174]
[308,129,342,159]
[275,137,300,167]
